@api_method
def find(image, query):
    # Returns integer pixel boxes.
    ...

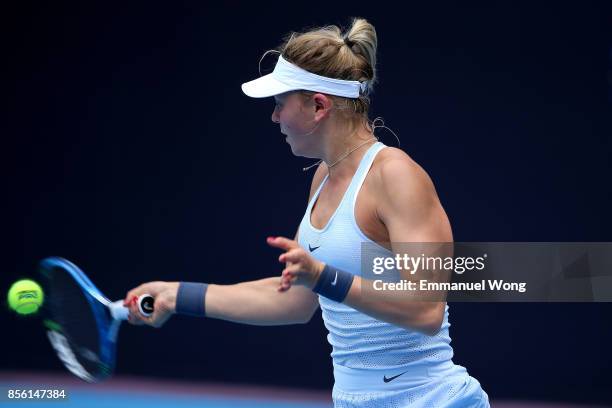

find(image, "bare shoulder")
[371,147,436,196]
[371,148,451,242]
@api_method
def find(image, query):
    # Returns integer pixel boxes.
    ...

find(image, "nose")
[271,107,280,123]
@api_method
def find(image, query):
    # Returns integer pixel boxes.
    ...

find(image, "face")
[271,92,320,157]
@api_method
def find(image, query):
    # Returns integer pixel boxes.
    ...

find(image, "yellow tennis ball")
[7,279,44,315]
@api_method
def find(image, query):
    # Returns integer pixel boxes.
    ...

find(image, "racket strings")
[44,267,104,374]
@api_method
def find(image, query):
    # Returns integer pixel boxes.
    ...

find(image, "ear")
[311,93,333,121]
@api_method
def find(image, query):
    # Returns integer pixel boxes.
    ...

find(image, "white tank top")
[297,142,456,377]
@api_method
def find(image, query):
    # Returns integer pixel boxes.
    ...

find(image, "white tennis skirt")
[331,361,489,408]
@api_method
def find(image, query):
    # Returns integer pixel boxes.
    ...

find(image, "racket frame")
[39,257,125,381]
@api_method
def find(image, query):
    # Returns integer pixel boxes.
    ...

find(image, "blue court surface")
[1,373,609,407]
[0,372,332,408]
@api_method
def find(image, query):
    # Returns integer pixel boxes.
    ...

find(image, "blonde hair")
[261,18,378,128]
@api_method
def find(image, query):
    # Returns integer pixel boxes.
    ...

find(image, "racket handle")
[109,295,155,321]
[137,294,155,317]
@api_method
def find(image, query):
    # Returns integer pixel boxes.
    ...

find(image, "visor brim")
[241,74,297,98]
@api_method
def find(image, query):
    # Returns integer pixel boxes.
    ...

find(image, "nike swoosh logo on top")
[383,371,408,383]
[331,271,338,286]
[308,244,320,252]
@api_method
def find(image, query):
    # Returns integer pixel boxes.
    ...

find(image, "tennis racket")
[38,257,154,382]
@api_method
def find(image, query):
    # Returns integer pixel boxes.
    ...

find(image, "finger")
[124,284,148,305]
[124,281,165,305]
[280,270,297,290]
[129,297,144,320]
[144,300,168,328]
[141,314,155,327]
[128,313,145,326]
[279,248,303,263]
[124,290,135,306]
[149,310,169,328]
[282,262,302,277]
[279,277,292,291]
[131,304,153,326]
[277,276,288,292]
[267,236,298,251]
[282,276,295,288]
[277,273,293,290]
[138,296,170,328]
[127,313,144,326]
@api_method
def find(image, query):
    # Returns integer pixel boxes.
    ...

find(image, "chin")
[292,149,318,159]
[284,136,297,153]
[285,136,317,159]
[287,143,303,157]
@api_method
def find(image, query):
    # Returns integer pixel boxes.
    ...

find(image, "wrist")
[310,262,325,289]
[167,282,180,314]
[312,264,354,303]
[175,282,208,317]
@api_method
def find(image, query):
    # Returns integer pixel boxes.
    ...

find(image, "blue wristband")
[312,264,354,302]
[175,282,208,317]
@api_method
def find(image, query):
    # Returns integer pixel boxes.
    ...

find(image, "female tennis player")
[125,18,489,407]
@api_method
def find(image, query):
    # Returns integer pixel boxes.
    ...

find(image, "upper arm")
[376,151,452,243]
[375,151,451,333]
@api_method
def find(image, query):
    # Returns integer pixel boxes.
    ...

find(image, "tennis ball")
[7,279,44,315]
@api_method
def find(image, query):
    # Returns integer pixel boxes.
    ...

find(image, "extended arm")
[125,164,329,328]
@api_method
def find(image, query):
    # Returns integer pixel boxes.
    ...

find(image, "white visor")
[241,55,366,99]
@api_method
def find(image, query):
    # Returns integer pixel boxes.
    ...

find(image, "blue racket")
[38,257,154,382]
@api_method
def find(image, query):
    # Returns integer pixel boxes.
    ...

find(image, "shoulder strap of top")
[305,141,386,216]
[305,172,329,213]
[346,141,387,203]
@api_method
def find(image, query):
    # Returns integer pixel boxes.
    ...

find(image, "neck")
[321,127,377,181]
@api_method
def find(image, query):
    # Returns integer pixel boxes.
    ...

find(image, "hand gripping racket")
[38,257,154,382]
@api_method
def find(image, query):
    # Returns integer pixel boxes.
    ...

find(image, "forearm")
[204,277,316,326]
[269,236,446,335]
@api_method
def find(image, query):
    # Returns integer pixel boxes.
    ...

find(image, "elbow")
[401,309,443,336]
[294,309,316,325]
[296,317,312,325]
[419,303,445,336]
[397,318,442,336]
[420,319,443,336]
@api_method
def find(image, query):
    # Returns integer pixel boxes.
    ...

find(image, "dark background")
[2,1,611,405]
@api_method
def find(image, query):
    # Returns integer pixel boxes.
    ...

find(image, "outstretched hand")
[267,236,324,292]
